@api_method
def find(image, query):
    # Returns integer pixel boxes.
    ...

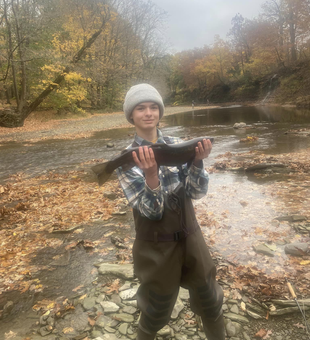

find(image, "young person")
[116,84,225,340]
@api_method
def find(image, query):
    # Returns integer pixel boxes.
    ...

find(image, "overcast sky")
[151,0,267,52]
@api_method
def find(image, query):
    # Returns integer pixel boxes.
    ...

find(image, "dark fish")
[92,136,214,186]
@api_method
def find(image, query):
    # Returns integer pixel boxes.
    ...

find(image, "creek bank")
[7,263,310,340]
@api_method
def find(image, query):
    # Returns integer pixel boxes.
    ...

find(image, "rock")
[284,243,309,256]
[179,287,190,300]
[95,315,113,328]
[247,310,263,319]
[96,294,106,304]
[225,320,241,337]
[230,304,239,314]
[253,244,275,257]
[107,143,115,148]
[291,215,307,222]
[119,282,132,292]
[103,191,117,200]
[104,325,116,333]
[100,301,120,313]
[271,298,310,307]
[123,300,137,307]
[82,297,96,310]
[158,325,171,336]
[119,286,139,300]
[224,312,249,323]
[111,313,134,322]
[3,301,14,315]
[175,335,188,340]
[101,334,119,340]
[118,323,129,335]
[233,122,246,129]
[110,294,122,305]
[39,326,53,336]
[98,263,134,279]
[171,297,185,319]
[123,305,137,314]
[243,332,251,340]
[198,331,206,339]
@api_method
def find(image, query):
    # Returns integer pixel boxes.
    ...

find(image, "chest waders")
[133,183,225,340]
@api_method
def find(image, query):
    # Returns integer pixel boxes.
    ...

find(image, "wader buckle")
[174,230,184,241]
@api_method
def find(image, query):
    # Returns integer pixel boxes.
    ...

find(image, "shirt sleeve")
[184,161,209,199]
[116,166,164,220]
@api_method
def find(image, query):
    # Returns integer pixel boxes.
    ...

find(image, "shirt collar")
[134,128,165,146]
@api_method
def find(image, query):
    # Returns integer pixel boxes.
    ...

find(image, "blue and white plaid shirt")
[116,129,209,220]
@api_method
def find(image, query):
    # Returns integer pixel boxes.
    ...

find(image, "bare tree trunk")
[288,2,297,62]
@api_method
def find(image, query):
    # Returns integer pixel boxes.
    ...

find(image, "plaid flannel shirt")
[116,129,209,220]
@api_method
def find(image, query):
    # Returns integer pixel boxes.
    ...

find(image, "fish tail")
[91,162,112,186]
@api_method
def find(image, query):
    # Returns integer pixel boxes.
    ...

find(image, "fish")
[92,136,214,186]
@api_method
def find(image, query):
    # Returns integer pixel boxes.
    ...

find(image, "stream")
[0,104,310,337]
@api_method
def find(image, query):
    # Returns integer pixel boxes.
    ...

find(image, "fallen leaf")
[294,323,306,329]
[63,327,74,334]
[255,329,267,338]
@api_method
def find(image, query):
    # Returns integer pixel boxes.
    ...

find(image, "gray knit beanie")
[123,84,164,124]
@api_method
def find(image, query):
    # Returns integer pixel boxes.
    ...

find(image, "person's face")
[130,102,160,131]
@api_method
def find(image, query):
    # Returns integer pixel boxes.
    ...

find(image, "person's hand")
[193,139,212,167]
[132,146,159,188]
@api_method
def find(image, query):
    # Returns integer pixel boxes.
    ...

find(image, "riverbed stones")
[284,242,309,256]
[179,287,190,300]
[225,319,242,337]
[230,304,239,314]
[98,263,134,279]
[100,301,120,313]
[95,315,113,328]
[158,325,171,336]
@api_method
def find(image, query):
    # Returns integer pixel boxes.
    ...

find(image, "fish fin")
[91,162,112,186]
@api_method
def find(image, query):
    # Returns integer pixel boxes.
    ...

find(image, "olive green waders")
[133,184,225,340]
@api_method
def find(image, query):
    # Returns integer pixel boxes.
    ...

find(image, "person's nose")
[145,107,152,116]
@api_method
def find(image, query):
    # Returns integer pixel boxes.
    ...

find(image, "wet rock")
[224,312,249,323]
[123,305,137,314]
[82,297,96,310]
[111,313,134,322]
[291,215,307,222]
[171,297,185,319]
[253,244,275,257]
[103,191,117,200]
[118,323,129,335]
[284,242,309,256]
[175,335,188,340]
[119,286,138,300]
[39,311,50,326]
[98,263,134,280]
[107,143,115,148]
[110,293,122,305]
[198,331,206,339]
[95,294,106,304]
[95,315,113,328]
[233,122,246,129]
[100,301,120,313]
[92,330,104,337]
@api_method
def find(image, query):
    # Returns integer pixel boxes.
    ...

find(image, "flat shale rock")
[98,263,134,279]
